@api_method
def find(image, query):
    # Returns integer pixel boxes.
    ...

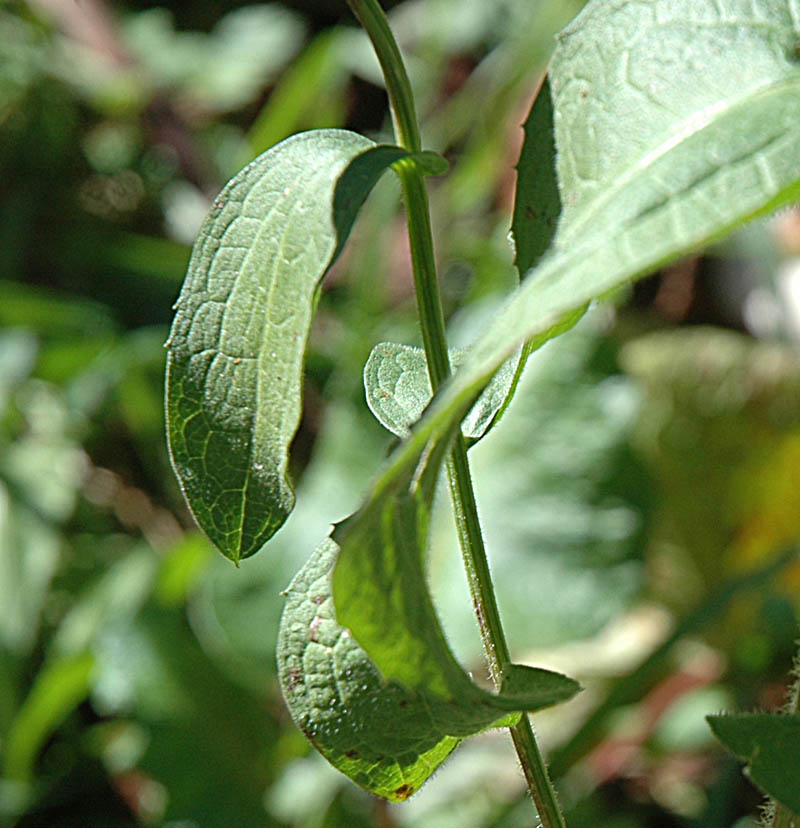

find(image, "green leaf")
[511,75,560,276]
[335,0,800,627]
[333,421,578,709]
[166,130,420,563]
[707,713,800,814]
[278,539,460,802]
[363,342,518,441]
[279,539,578,801]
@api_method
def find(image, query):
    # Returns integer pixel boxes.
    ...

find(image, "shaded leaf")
[707,712,800,813]
[279,539,578,801]
[332,444,578,720]
[511,75,560,275]
[166,131,423,563]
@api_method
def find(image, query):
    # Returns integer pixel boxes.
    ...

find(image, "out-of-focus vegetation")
[1,0,799,825]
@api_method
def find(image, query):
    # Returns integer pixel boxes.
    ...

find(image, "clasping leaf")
[364,342,519,443]
[165,131,440,563]
[279,539,578,801]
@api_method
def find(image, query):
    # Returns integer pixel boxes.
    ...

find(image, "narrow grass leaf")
[3,653,94,782]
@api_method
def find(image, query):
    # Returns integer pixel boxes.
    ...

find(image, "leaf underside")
[332,0,800,737]
[165,131,419,563]
[363,342,519,442]
[708,713,800,813]
[279,537,579,801]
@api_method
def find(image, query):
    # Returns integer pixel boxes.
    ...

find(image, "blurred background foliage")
[0,0,799,825]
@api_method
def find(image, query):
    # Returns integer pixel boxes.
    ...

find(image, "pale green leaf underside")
[707,713,800,813]
[364,342,518,441]
[333,0,800,661]
[278,540,466,803]
[279,539,578,801]
[165,130,425,563]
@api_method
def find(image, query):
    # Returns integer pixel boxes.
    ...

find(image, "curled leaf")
[166,131,420,562]
[279,538,577,800]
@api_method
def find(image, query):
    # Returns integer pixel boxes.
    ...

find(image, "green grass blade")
[3,653,94,782]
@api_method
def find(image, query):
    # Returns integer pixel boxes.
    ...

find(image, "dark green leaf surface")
[334,0,800,632]
[707,713,800,813]
[279,539,578,801]
[363,342,518,441]
[511,75,560,276]
[166,131,416,563]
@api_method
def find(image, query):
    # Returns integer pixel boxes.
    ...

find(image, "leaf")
[279,539,578,801]
[166,130,430,563]
[334,0,800,636]
[363,342,518,441]
[511,75,561,276]
[278,539,460,802]
[707,713,800,813]
[361,80,556,447]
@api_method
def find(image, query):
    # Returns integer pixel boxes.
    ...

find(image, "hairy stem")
[347,1,567,824]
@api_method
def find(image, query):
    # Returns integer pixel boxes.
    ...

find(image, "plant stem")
[346,0,420,153]
[347,1,567,824]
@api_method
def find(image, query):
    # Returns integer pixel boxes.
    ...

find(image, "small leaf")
[363,342,518,441]
[280,539,577,801]
[707,713,800,814]
[166,131,416,563]
[404,150,449,177]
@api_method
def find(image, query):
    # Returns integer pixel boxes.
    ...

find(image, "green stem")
[347,1,567,824]
[346,0,421,153]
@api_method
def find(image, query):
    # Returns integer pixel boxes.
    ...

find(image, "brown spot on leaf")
[284,668,302,692]
[309,615,323,642]
[393,784,413,800]
[311,594,326,605]
[344,749,359,759]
